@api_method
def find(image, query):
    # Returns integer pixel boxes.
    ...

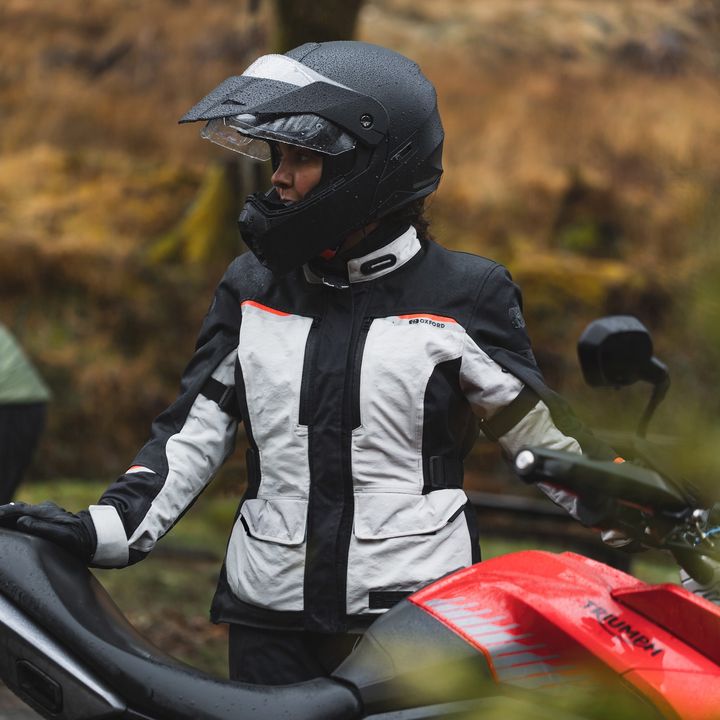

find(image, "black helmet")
[180,41,444,275]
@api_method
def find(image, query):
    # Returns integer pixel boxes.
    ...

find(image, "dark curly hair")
[384,198,434,244]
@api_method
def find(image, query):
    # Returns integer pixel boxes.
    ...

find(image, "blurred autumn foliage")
[2,0,720,481]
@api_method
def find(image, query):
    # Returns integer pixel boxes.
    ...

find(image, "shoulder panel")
[222,251,274,299]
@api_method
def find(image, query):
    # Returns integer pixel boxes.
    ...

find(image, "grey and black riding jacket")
[86,224,612,633]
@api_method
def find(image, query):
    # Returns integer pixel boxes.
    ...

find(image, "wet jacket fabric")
[88,226,609,633]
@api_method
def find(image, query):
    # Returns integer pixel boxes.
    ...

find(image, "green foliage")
[556,220,612,257]
[557,221,600,255]
[148,162,243,269]
[552,172,623,259]
[684,188,720,354]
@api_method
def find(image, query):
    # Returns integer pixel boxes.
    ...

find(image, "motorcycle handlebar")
[514,448,690,514]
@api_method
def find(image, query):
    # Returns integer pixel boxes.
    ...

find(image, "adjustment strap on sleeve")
[200,377,241,420]
[480,385,540,441]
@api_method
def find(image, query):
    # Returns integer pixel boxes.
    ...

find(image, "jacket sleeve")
[88,268,243,567]
[459,263,616,526]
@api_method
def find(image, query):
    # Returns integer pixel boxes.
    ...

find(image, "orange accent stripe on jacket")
[241,300,291,317]
[126,465,154,474]
[398,313,457,324]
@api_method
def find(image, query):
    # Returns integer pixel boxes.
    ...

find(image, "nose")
[271,157,292,189]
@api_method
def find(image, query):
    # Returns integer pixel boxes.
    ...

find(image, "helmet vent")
[391,142,414,163]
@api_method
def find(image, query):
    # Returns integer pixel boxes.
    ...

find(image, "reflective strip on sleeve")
[88,504,129,567]
[126,465,154,475]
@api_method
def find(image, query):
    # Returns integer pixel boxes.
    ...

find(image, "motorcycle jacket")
[88,225,613,633]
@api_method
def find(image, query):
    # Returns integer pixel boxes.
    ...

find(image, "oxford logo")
[409,318,446,328]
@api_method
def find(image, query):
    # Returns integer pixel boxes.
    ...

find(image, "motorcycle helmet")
[180,41,444,275]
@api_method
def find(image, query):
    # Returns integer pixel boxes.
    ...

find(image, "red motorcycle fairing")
[410,550,720,719]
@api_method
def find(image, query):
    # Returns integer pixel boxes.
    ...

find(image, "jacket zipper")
[351,316,373,430]
[298,317,321,426]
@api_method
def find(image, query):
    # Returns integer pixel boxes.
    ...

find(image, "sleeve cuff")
[88,504,129,567]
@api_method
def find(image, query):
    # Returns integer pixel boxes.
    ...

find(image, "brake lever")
[685,509,720,559]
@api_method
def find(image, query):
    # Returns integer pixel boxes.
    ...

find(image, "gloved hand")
[0,501,96,563]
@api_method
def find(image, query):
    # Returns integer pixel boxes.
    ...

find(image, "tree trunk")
[271,0,366,52]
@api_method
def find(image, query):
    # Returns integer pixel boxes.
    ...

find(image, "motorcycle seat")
[0,529,361,720]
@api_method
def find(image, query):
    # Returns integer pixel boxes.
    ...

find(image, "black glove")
[0,501,97,563]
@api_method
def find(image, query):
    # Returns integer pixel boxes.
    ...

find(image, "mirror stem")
[637,369,670,438]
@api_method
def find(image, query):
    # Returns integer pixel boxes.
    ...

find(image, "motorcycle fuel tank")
[409,550,720,719]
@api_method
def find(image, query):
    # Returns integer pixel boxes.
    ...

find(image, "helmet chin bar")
[239,143,380,275]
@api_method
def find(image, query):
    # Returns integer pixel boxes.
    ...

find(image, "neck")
[338,222,380,255]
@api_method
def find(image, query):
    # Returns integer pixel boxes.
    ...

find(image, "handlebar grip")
[673,548,720,585]
[515,448,689,513]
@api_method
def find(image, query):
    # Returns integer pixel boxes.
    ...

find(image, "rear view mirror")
[578,316,665,387]
[577,316,670,437]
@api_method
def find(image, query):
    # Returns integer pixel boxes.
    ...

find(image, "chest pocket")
[353,314,465,434]
[238,301,315,498]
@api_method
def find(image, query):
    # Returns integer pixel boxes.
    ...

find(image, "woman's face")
[271,142,323,203]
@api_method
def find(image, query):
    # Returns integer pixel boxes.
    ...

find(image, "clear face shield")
[200,113,357,161]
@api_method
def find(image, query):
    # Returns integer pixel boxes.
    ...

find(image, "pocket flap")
[240,497,307,546]
[353,489,467,540]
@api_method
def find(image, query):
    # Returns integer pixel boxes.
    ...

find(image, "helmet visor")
[201,113,356,161]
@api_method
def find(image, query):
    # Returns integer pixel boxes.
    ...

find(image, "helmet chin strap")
[318,220,376,261]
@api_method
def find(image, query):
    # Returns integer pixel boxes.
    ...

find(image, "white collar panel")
[303,226,422,286]
[347,225,421,283]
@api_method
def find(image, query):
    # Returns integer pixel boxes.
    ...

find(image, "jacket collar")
[303,225,421,287]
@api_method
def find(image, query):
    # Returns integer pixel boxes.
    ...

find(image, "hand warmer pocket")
[227,497,308,612]
[346,489,473,615]
[353,489,468,540]
[239,497,308,546]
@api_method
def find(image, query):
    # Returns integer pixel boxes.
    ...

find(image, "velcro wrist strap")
[480,385,540,441]
[88,504,129,567]
[201,377,241,420]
